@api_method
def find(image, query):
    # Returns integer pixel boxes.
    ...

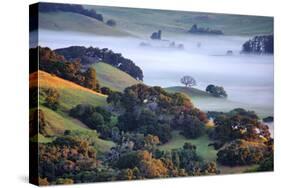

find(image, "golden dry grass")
[30,70,106,97]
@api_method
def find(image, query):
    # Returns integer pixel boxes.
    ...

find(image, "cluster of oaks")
[35,81,273,185]
[242,35,274,54]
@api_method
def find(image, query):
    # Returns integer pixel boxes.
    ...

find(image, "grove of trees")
[206,84,227,98]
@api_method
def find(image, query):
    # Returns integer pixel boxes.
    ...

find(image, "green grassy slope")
[93,62,141,92]
[159,131,217,162]
[39,11,134,37]
[30,71,114,152]
[37,106,115,152]
[165,86,213,99]
[91,5,273,36]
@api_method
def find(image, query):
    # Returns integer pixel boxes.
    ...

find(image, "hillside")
[30,70,107,110]
[92,62,141,91]
[29,71,115,151]
[39,11,134,37]
[165,86,272,117]
[91,5,273,37]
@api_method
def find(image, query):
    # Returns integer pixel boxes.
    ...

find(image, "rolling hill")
[29,71,115,151]
[90,5,273,37]
[92,62,141,92]
[165,86,272,118]
[30,70,107,110]
[39,11,134,37]
[165,86,213,98]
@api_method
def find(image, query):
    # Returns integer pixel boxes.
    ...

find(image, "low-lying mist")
[35,29,274,109]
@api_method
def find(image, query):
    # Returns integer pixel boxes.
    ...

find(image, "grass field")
[91,5,273,37]
[165,86,214,99]
[35,105,115,153]
[39,11,134,37]
[93,62,140,92]
[159,131,217,162]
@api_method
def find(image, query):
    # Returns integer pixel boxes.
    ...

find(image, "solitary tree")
[44,88,60,110]
[84,67,98,91]
[180,76,196,87]
[106,19,117,27]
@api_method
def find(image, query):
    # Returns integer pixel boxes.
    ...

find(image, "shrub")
[44,88,60,110]
[106,19,117,27]
[180,115,205,139]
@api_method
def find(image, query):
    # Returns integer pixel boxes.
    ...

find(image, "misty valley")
[29,2,274,186]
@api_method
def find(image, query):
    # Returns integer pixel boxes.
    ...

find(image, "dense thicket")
[242,35,273,54]
[69,104,113,139]
[107,84,208,142]
[55,46,143,80]
[207,108,273,166]
[32,46,100,91]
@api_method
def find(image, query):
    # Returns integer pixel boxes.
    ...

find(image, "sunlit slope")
[93,62,141,92]
[39,11,134,37]
[29,71,114,151]
[92,6,273,36]
[30,70,107,110]
[165,86,272,118]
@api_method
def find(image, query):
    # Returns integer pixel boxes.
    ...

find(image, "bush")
[217,139,266,166]
[206,84,227,98]
[44,88,60,110]
[86,112,104,129]
[106,19,117,27]
[180,115,205,139]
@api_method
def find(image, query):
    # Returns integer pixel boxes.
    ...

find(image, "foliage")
[242,35,273,54]
[44,88,60,110]
[55,46,144,80]
[100,86,112,95]
[188,24,223,35]
[257,152,273,172]
[106,19,117,27]
[180,76,196,87]
[209,110,270,143]
[217,139,268,166]
[38,136,97,183]
[69,104,113,139]
[83,67,99,91]
[37,47,100,92]
[263,116,274,123]
[206,84,227,98]
[180,115,205,139]
[38,2,103,22]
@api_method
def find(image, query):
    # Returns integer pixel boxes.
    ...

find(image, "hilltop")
[92,62,141,92]
[165,86,214,99]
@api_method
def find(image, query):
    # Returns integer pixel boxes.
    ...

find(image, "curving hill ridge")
[30,70,106,97]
